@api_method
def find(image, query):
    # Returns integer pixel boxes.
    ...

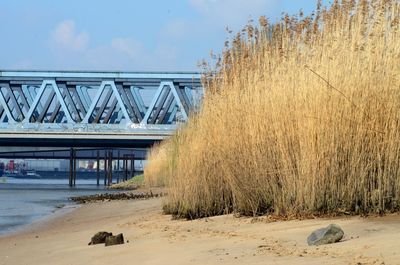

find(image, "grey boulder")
[307,224,344,246]
[105,233,124,246]
[88,231,113,245]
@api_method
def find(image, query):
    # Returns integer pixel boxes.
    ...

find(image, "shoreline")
[0,181,122,238]
[0,188,162,238]
[0,203,80,239]
[1,197,400,264]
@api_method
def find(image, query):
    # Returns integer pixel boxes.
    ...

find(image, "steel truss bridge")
[0,70,202,148]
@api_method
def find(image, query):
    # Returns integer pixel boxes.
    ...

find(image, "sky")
[0,0,321,72]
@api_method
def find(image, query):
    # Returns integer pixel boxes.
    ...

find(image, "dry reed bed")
[145,0,400,219]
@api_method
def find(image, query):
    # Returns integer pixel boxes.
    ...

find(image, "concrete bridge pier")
[122,154,135,181]
[131,154,135,179]
[116,150,121,184]
[104,154,107,186]
[107,150,113,186]
[123,157,128,181]
[96,151,100,186]
[69,148,77,187]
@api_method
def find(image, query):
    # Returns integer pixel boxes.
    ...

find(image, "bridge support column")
[73,149,77,186]
[104,151,107,186]
[124,157,128,181]
[107,150,113,186]
[131,154,135,178]
[69,148,73,187]
[69,148,77,187]
[96,150,100,186]
[117,150,120,184]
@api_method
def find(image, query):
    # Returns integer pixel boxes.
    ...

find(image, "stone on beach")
[105,233,124,246]
[88,232,113,245]
[307,224,344,246]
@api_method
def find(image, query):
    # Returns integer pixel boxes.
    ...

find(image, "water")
[0,178,115,236]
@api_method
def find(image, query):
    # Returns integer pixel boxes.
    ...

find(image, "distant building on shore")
[0,159,144,172]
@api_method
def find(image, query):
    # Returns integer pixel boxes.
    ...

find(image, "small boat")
[26,171,42,179]
[3,171,42,179]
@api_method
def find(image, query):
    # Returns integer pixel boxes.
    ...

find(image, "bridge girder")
[0,70,203,147]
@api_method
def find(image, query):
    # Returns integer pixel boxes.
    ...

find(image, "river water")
[0,178,114,236]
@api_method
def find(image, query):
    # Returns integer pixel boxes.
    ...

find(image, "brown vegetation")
[145,0,400,219]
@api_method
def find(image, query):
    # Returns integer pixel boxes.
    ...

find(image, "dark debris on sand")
[70,191,164,204]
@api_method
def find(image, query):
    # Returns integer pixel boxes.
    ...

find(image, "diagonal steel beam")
[23,80,73,123]
[184,86,194,106]
[81,87,92,109]
[5,84,24,121]
[25,86,43,115]
[167,104,179,123]
[167,82,188,121]
[103,99,117,124]
[109,81,131,124]
[37,90,55,123]
[24,81,48,122]
[0,89,16,123]
[58,83,81,122]
[23,86,33,106]
[26,86,40,123]
[149,87,170,124]
[0,92,11,120]
[15,86,30,114]
[49,102,61,123]
[112,105,122,123]
[49,80,73,123]
[131,87,146,114]
[157,93,175,124]
[127,87,144,121]
[117,84,139,123]
[49,87,76,123]
[117,85,137,123]
[71,86,87,117]
[141,81,188,124]
[82,82,107,124]
[116,104,125,122]
[85,81,131,124]
[176,85,190,117]
[180,86,193,111]
[76,86,90,111]
[93,88,112,124]
[141,82,166,125]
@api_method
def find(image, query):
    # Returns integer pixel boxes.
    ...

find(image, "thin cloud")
[51,20,89,52]
[111,38,143,59]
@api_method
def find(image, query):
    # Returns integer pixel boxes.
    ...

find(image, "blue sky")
[0,1,320,72]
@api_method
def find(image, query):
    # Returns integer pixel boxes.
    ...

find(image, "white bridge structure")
[0,70,202,148]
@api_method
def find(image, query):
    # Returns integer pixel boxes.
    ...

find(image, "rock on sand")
[307,224,344,246]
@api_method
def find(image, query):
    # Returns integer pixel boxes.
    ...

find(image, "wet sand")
[0,197,398,265]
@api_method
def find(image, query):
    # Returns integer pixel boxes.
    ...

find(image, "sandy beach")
[0,197,398,265]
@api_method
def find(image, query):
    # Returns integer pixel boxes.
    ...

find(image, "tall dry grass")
[145,0,400,219]
[144,140,173,188]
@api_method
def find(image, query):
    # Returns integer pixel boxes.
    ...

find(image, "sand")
[0,198,398,265]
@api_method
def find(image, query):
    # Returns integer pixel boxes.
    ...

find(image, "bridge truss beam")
[0,70,203,141]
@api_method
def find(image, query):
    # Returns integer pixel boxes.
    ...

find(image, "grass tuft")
[109,174,144,190]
